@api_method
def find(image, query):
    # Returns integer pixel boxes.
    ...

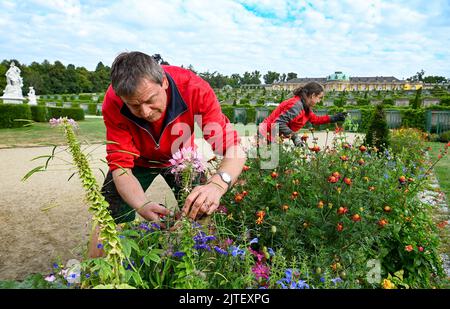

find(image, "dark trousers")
[101,166,181,223]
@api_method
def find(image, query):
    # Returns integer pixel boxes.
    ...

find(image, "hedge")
[30,105,49,122]
[0,104,32,128]
[48,107,85,121]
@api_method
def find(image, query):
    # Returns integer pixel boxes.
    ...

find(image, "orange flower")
[281,204,289,211]
[317,201,324,209]
[344,177,352,185]
[340,155,349,161]
[405,245,413,252]
[256,210,266,218]
[368,186,376,191]
[352,214,361,222]
[359,145,367,152]
[242,165,250,171]
[358,159,365,165]
[336,222,344,232]
[437,221,448,229]
[234,194,243,203]
[328,176,338,183]
[271,171,278,179]
[378,219,388,227]
[256,217,264,225]
[301,134,309,141]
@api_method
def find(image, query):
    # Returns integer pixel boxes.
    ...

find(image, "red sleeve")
[308,111,331,125]
[189,76,240,155]
[102,86,140,171]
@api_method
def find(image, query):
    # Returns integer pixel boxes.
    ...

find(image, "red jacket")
[259,96,331,141]
[102,65,240,171]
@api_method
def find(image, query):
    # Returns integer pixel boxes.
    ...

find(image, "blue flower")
[320,277,325,283]
[268,248,275,256]
[151,223,161,230]
[173,251,186,258]
[53,263,59,269]
[96,243,103,249]
[85,274,90,279]
[194,244,211,251]
[331,277,343,285]
[249,238,258,245]
[230,245,245,257]
[296,279,310,289]
[214,246,228,255]
[119,235,125,239]
[384,173,389,179]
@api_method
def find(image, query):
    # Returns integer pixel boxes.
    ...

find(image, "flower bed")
[18,119,449,289]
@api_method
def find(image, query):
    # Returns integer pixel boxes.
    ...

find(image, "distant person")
[90,51,246,257]
[259,82,347,146]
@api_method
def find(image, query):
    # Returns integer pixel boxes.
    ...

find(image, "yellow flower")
[381,279,396,289]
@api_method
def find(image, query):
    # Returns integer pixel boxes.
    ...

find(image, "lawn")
[427,142,450,199]
[0,117,259,148]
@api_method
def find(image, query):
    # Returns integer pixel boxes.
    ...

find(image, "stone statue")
[28,86,37,105]
[2,61,24,103]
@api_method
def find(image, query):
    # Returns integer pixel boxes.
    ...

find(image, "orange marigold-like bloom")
[256,210,266,218]
[405,245,413,252]
[256,217,264,225]
[381,279,395,289]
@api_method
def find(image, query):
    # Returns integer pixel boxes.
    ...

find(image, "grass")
[0,118,259,148]
[0,118,107,148]
[427,142,450,199]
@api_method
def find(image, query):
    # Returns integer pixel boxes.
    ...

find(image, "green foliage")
[30,105,49,122]
[0,274,68,289]
[0,103,32,128]
[411,88,423,109]
[48,107,85,121]
[438,130,450,142]
[365,104,390,151]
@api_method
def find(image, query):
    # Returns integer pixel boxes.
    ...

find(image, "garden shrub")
[87,104,97,115]
[30,105,49,122]
[48,107,85,121]
[365,104,390,152]
[0,103,32,128]
[438,130,450,142]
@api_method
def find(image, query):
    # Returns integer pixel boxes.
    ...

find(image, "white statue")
[2,61,24,103]
[28,86,37,105]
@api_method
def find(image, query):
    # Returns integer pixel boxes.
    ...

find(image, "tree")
[410,87,422,109]
[423,76,448,84]
[152,54,170,65]
[263,71,280,84]
[287,72,298,81]
[364,104,390,152]
[407,69,425,82]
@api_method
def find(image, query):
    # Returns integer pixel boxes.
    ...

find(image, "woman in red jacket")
[259,82,347,146]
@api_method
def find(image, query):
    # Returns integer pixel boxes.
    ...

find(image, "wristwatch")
[217,171,232,190]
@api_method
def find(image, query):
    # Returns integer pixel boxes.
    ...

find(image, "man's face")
[120,76,169,122]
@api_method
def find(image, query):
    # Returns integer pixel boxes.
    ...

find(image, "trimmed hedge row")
[0,104,85,128]
[0,104,32,128]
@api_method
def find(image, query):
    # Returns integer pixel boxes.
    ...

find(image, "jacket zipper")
[124,109,188,150]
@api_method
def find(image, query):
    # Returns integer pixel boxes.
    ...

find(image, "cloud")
[0,0,448,79]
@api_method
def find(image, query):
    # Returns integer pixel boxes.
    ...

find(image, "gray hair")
[110,51,164,97]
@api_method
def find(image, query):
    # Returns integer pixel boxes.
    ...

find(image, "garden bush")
[30,105,49,122]
[48,107,85,121]
[0,103,32,128]
[365,104,390,152]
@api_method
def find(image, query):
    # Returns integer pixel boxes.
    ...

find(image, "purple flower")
[230,245,246,257]
[173,251,186,258]
[252,262,270,280]
[268,248,275,256]
[169,147,205,174]
[96,243,103,249]
[249,238,258,245]
[214,246,228,255]
[331,277,343,285]
[49,117,78,128]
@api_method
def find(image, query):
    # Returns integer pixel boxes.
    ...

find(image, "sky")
[1,0,449,80]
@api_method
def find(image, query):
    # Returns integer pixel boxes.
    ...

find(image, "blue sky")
[1,0,449,80]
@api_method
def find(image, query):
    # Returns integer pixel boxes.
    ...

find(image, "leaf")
[121,239,132,257]
[22,165,46,182]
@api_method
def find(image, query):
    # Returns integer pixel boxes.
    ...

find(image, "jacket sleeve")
[274,100,303,137]
[102,88,140,171]
[190,76,240,156]
[308,111,331,125]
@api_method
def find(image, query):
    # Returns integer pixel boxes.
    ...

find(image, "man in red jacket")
[90,51,246,256]
[259,82,347,146]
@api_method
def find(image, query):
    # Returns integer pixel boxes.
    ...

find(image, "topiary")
[364,104,390,152]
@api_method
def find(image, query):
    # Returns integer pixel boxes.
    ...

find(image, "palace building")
[271,71,423,92]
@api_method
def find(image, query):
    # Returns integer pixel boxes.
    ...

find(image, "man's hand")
[136,202,172,228]
[330,112,348,123]
[182,182,226,220]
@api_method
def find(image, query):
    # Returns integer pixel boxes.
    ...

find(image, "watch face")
[221,172,231,183]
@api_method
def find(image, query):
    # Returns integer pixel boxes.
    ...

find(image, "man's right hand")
[136,202,172,228]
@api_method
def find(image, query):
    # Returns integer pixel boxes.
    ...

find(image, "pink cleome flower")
[169,146,205,174]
